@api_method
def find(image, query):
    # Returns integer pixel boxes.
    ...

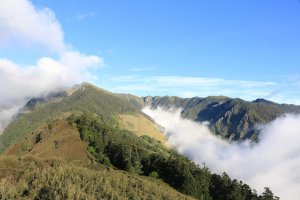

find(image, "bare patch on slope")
[118,114,167,145]
[5,120,89,163]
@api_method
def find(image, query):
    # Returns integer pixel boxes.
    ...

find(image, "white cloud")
[151,76,224,87]
[0,0,65,52]
[111,75,277,87]
[0,0,104,133]
[77,12,96,20]
[0,51,102,104]
[0,51,103,132]
[110,75,141,82]
[143,107,300,200]
[0,105,20,133]
[108,75,300,104]
[130,67,157,72]
[109,75,279,101]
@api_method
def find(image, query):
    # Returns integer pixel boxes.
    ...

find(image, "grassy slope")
[0,156,194,200]
[5,120,89,163]
[1,119,194,200]
[0,83,140,153]
[118,113,167,145]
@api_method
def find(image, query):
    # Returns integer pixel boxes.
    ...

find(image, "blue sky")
[1,0,300,104]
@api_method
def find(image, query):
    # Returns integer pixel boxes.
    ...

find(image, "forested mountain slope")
[0,83,280,199]
[1,113,278,200]
[143,96,300,141]
[0,83,140,153]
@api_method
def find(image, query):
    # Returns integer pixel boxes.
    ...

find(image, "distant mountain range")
[143,96,300,141]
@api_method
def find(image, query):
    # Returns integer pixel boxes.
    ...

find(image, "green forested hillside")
[0,83,139,153]
[65,113,278,200]
[0,83,281,199]
[0,112,278,199]
[144,96,300,141]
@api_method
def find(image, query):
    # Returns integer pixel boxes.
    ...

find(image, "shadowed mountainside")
[143,96,300,141]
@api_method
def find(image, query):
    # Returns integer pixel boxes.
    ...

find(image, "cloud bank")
[0,51,102,132]
[143,107,300,200]
[0,0,65,52]
[108,75,300,105]
[0,0,103,132]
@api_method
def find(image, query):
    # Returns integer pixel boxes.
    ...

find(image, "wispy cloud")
[108,75,285,102]
[263,75,300,104]
[110,75,141,82]
[111,75,277,87]
[130,67,157,72]
[77,12,96,20]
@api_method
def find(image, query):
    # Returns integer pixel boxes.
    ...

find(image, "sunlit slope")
[118,113,167,145]
[4,120,89,163]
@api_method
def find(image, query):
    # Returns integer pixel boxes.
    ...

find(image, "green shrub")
[48,121,54,132]
[149,171,159,179]
[87,146,96,154]
[102,155,111,166]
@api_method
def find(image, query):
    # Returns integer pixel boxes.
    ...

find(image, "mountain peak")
[253,98,276,105]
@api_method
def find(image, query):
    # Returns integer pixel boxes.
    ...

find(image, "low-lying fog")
[143,107,300,200]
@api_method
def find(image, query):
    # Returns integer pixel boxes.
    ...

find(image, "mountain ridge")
[0,83,141,153]
[3,82,299,146]
[143,95,300,141]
